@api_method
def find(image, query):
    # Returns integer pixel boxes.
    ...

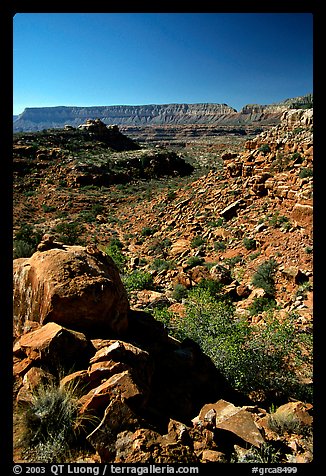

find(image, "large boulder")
[13,245,129,337]
[13,322,91,370]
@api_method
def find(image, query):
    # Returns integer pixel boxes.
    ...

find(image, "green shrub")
[268,411,311,436]
[207,218,225,228]
[299,167,313,179]
[166,190,177,201]
[194,278,224,297]
[248,296,277,316]
[152,307,182,337]
[13,240,35,259]
[122,270,154,292]
[150,258,175,273]
[268,211,290,228]
[251,258,278,296]
[223,254,244,268]
[231,443,281,463]
[103,239,126,272]
[158,289,311,399]
[190,236,206,248]
[186,256,205,268]
[141,226,157,237]
[243,237,257,251]
[258,144,271,154]
[172,283,188,301]
[213,240,226,251]
[14,223,43,249]
[41,204,56,213]
[148,238,172,255]
[290,152,303,162]
[54,221,85,245]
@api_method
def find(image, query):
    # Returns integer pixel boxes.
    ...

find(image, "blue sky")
[13,13,313,115]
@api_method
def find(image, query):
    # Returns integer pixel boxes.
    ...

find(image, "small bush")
[194,278,224,297]
[251,258,278,296]
[160,288,311,399]
[150,258,175,273]
[141,226,157,237]
[190,236,206,248]
[152,308,179,335]
[20,380,92,462]
[268,411,312,436]
[213,240,227,251]
[122,270,154,292]
[166,190,177,201]
[207,217,225,228]
[13,240,35,259]
[186,256,205,268]
[224,254,244,268]
[172,283,188,301]
[14,223,43,254]
[268,212,290,228]
[291,152,303,162]
[243,237,257,251]
[41,204,56,213]
[232,443,281,463]
[54,221,85,245]
[299,167,313,179]
[258,144,271,154]
[248,296,277,316]
[103,239,126,272]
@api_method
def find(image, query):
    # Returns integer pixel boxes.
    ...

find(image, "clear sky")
[13,13,313,116]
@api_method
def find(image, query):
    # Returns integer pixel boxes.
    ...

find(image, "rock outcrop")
[13,95,312,132]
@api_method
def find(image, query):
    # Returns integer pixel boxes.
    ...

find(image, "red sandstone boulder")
[13,245,129,337]
[14,322,90,370]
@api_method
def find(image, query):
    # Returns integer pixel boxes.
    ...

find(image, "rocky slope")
[13,94,312,133]
[13,107,313,464]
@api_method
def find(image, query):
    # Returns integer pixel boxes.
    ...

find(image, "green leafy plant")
[251,258,278,296]
[13,240,35,259]
[150,258,176,273]
[122,270,154,292]
[172,283,188,301]
[299,167,313,179]
[268,411,310,436]
[190,236,206,248]
[258,144,271,154]
[248,296,277,316]
[231,443,281,463]
[155,288,311,400]
[13,223,43,258]
[194,278,224,298]
[41,204,56,213]
[141,226,157,237]
[54,221,85,245]
[268,211,290,229]
[243,237,257,251]
[186,256,205,268]
[213,240,227,251]
[103,238,126,272]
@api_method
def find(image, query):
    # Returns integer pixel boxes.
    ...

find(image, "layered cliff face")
[13,94,312,133]
[14,103,236,131]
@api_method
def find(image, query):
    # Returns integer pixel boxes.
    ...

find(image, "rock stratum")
[13,94,312,132]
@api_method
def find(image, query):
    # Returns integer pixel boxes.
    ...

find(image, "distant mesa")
[13,94,312,132]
